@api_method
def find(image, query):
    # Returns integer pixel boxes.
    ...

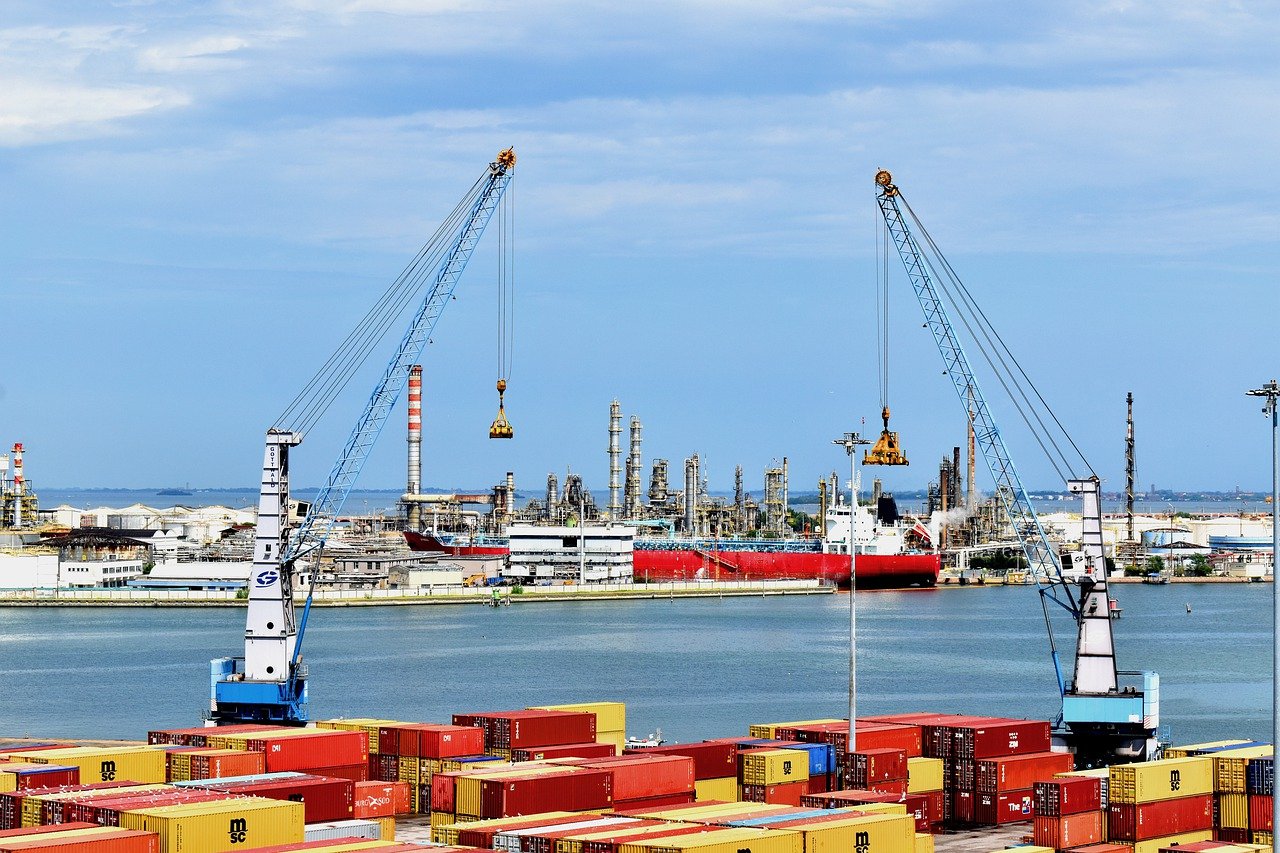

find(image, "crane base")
[208,657,309,726]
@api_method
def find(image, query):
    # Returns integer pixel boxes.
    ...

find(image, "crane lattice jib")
[284,155,515,568]
[875,184,1070,602]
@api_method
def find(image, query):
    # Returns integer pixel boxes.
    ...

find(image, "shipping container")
[1217,750,1274,795]
[1108,794,1213,841]
[974,789,1034,825]
[531,704,627,735]
[455,711,597,752]
[118,798,305,853]
[14,749,166,786]
[352,782,409,819]
[479,768,614,818]
[1036,777,1104,817]
[515,745,618,762]
[749,722,843,741]
[740,783,808,807]
[1165,742,1257,760]
[691,779,735,803]
[0,825,97,840]
[977,752,1074,794]
[239,732,368,774]
[617,826,802,853]
[0,769,79,795]
[0,825,159,853]
[906,759,943,795]
[197,774,353,823]
[761,812,915,853]
[1034,810,1105,849]
[1246,760,1273,797]
[742,752,809,787]
[624,744,737,784]
[1128,831,1214,853]
[1248,795,1272,832]
[1220,794,1251,830]
[302,819,382,842]
[842,750,907,788]
[1110,758,1214,805]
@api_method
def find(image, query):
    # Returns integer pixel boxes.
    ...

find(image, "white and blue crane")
[208,148,517,725]
[874,169,1160,766]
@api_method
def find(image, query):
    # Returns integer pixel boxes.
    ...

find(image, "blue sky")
[1,0,1276,497]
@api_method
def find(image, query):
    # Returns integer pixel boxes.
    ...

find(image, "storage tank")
[1141,527,1191,546]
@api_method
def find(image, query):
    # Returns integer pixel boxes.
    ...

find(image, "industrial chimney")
[608,401,622,519]
[406,366,423,528]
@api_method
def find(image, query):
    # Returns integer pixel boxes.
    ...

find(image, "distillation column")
[608,401,622,519]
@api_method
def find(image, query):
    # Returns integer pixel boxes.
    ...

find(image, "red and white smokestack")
[407,366,423,528]
[11,443,23,527]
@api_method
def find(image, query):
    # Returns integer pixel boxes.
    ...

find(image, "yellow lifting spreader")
[489,378,514,439]
[863,406,910,466]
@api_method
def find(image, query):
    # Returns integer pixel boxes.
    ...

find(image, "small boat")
[625,728,666,748]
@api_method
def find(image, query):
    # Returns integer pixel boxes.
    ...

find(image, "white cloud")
[0,81,188,146]
[137,34,251,72]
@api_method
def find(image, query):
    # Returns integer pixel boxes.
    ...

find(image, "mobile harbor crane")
[874,170,1159,767]
[207,148,517,725]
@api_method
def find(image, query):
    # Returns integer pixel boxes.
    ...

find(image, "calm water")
[0,584,1271,744]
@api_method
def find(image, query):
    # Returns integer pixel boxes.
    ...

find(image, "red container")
[1249,794,1273,831]
[74,790,232,826]
[954,789,975,824]
[921,790,945,828]
[189,750,266,780]
[244,731,368,772]
[455,710,597,751]
[800,789,900,808]
[6,768,79,791]
[515,743,617,762]
[624,740,738,781]
[930,716,998,759]
[1212,829,1252,844]
[576,756,694,800]
[867,779,907,797]
[1108,793,1213,841]
[977,752,1074,793]
[0,826,96,840]
[377,726,406,756]
[1,784,145,831]
[523,817,639,853]
[412,725,484,760]
[208,774,354,823]
[353,781,410,818]
[612,792,696,810]
[375,755,398,782]
[975,789,1035,825]
[842,749,907,787]
[1035,777,1104,816]
[146,724,280,747]
[740,781,808,806]
[955,720,1053,760]
[306,764,367,782]
[952,759,975,791]
[479,768,613,818]
[0,828,159,853]
[431,771,459,813]
[1035,811,1105,848]
[805,774,830,795]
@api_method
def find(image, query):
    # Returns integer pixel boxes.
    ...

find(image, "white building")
[61,557,146,588]
[0,551,59,588]
[504,523,633,584]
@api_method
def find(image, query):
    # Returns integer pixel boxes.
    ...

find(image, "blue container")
[1246,757,1273,795]
[782,743,835,777]
[728,810,835,827]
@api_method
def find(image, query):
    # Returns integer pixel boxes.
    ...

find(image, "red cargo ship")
[404,500,939,589]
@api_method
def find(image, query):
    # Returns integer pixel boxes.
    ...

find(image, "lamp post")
[833,431,870,753]
[1246,379,1278,839]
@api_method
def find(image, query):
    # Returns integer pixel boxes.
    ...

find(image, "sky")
[1,0,1277,499]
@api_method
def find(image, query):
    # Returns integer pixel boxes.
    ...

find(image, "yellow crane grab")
[863,406,909,466]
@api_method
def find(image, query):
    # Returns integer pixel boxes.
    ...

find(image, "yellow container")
[118,797,304,853]
[907,758,944,794]
[532,702,627,733]
[741,750,810,785]
[621,827,802,853]
[397,756,421,786]
[748,720,842,739]
[17,746,167,784]
[1165,740,1253,759]
[694,777,738,802]
[20,782,169,825]
[314,718,402,754]
[1215,747,1273,793]
[168,752,192,783]
[431,811,458,831]
[1109,756,1213,804]
[376,816,395,840]
[914,833,934,853]
[1220,793,1251,830]
[598,731,627,756]
[1130,831,1213,853]
[781,813,914,853]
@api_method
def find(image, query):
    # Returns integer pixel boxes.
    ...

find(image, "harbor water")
[0,583,1269,743]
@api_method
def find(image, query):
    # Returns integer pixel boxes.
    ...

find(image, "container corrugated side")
[531,703,628,734]
[303,820,382,842]
[1130,830,1214,853]
[1110,757,1214,805]
[741,753,808,787]
[117,797,304,853]
[14,750,166,786]
[618,827,801,853]
[906,758,943,795]
[763,812,915,853]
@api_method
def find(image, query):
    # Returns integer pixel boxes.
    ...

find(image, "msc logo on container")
[855,830,872,853]
[1170,769,1182,791]
[255,570,279,587]
[782,760,793,775]
[229,818,248,844]
[99,760,116,781]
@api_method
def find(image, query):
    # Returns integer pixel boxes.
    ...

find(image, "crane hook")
[489,378,514,439]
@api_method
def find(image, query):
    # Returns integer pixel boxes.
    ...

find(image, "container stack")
[1033,774,1105,849]
[543,754,695,810]
[453,710,598,761]
[531,703,628,756]
[623,741,738,802]
[1211,746,1273,845]
[1107,755,1215,853]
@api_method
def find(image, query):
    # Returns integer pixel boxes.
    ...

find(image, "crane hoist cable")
[489,175,515,439]
[864,208,909,466]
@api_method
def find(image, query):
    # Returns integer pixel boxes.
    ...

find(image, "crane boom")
[209,148,516,725]
[874,170,1158,765]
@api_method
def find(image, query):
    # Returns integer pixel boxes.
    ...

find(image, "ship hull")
[405,531,938,590]
[632,548,938,589]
